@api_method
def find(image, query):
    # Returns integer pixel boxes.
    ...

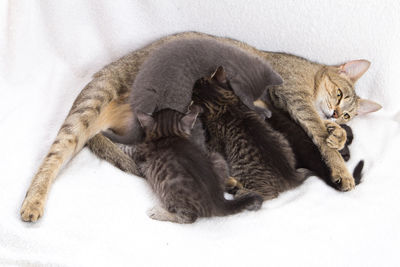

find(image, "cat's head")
[192,66,238,119]
[136,106,201,142]
[314,60,382,123]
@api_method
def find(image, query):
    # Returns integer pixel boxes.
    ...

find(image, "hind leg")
[236,183,279,202]
[209,152,229,180]
[86,133,143,177]
[147,206,197,224]
[20,83,132,222]
[208,152,241,193]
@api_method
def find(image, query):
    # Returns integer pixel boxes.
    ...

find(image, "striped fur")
[22,31,376,222]
[135,108,262,223]
[192,68,306,200]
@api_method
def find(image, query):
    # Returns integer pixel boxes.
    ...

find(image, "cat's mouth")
[319,106,335,120]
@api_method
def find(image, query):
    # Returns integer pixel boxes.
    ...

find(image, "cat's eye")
[343,113,350,120]
[337,89,343,99]
[336,89,343,105]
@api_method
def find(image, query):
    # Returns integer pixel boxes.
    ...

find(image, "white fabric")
[1,1,400,266]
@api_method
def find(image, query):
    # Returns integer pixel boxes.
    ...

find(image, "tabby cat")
[133,106,263,223]
[191,67,308,200]
[21,32,380,222]
[264,101,364,187]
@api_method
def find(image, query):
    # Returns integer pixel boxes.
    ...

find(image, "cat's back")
[144,137,219,184]
[221,106,296,177]
[143,137,222,210]
[131,37,276,113]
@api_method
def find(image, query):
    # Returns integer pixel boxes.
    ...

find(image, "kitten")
[261,102,364,188]
[23,32,381,222]
[134,106,263,223]
[192,67,307,200]
[88,103,364,190]
[102,37,282,144]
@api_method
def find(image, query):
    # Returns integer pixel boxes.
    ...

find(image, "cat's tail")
[353,160,364,185]
[215,192,263,216]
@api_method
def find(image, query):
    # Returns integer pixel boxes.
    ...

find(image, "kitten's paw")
[147,206,169,221]
[20,194,44,222]
[245,193,263,211]
[325,121,347,150]
[225,177,243,194]
[331,173,355,191]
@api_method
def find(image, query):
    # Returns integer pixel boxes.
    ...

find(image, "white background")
[1,1,400,266]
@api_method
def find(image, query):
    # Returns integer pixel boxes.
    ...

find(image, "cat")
[21,32,381,222]
[258,54,380,191]
[102,37,282,145]
[191,66,309,200]
[132,106,263,223]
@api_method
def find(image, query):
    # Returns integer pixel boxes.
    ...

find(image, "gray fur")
[106,38,282,144]
[135,108,263,223]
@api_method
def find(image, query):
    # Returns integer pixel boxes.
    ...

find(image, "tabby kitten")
[134,106,263,223]
[88,102,364,190]
[22,31,381,222]
[192,67,307,200]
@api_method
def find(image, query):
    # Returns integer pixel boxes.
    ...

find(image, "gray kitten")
[135,106,263,223]
[104,37,283,144]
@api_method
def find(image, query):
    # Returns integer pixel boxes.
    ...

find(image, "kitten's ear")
[267,71,283,87]
[136,111,154,129]
[181,105,202,134]
[211,66,227,84]
[357,99,382,116]
[338,60,371,82]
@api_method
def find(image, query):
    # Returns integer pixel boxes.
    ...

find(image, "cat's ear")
[211,66,227,84]
[136,111,154,129]
[338,60,371,82]
[357,99,382,116]
[181,105,202,134]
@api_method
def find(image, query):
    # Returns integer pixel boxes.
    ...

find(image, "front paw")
[331,173,355,192]
[325,121,347,150]
[20,194,45,222]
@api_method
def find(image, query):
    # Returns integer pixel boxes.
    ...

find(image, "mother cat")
[21,32,381,222]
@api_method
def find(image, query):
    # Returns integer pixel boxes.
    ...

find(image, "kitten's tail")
[300,160,365,187]
[215,192,263,216]
[353,160,364,185]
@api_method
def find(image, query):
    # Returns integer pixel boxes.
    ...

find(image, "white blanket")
[1,1,400,266]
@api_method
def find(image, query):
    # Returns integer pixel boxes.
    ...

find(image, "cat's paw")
[325,121,347,150]
[245,193,263,211]
[331,173,355,191]
[225,177,243,194]
[147,206,173,222]
[20,194,45,222]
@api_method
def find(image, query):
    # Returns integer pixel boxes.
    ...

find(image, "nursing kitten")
[192,67,307,200]
[103,38,282,144]
[264,102,364,187]
[133,106,262,223]
[88,101,364,189]
[22,31,381,222]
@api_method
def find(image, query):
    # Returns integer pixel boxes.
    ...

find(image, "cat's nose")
[332,110,339,118]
